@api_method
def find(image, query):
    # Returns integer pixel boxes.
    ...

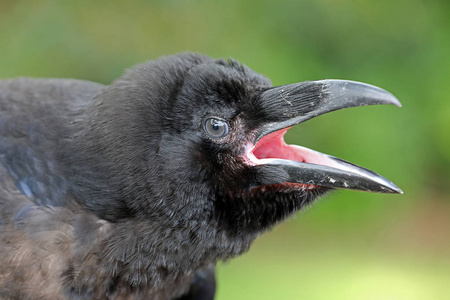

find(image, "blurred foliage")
[0,0,449,299]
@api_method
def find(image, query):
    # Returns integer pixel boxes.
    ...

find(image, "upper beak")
[250,80,403,194]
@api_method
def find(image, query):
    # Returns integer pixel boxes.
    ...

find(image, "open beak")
[248,80,403,194]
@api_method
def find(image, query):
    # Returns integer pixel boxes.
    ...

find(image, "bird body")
[0,53,401,299]
[0,75,219,299]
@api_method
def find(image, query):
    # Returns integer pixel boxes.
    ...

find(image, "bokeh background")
[1,0,449,299]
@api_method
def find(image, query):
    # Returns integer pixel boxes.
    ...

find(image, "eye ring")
[203,117,229,138]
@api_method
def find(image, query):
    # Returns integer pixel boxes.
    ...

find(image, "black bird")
[0,53,401,299]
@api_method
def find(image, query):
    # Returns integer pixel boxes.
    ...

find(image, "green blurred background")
[1,0,449,299]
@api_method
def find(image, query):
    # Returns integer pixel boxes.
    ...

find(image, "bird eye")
[204,117,229,138]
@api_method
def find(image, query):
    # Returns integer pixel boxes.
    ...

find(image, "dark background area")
[1,0,449,299]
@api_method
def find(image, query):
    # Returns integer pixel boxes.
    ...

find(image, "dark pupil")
[212,121,220,131]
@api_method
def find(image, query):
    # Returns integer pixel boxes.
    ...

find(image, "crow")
[0,53,401,299]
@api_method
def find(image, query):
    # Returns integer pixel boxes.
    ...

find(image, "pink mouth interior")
[252,127,306,162]
[248,127,314,188]
[247,127,345,189]
[250,127,339,167]
[246,127,390,191]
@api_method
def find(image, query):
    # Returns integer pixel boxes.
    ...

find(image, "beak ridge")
[255,80,401,141]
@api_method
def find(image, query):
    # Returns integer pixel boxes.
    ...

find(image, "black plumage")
[0,53,401,299]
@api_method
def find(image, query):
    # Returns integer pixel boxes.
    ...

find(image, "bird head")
[72,53,401,242]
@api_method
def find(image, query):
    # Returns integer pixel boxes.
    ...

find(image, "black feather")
[0,53,329,299]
